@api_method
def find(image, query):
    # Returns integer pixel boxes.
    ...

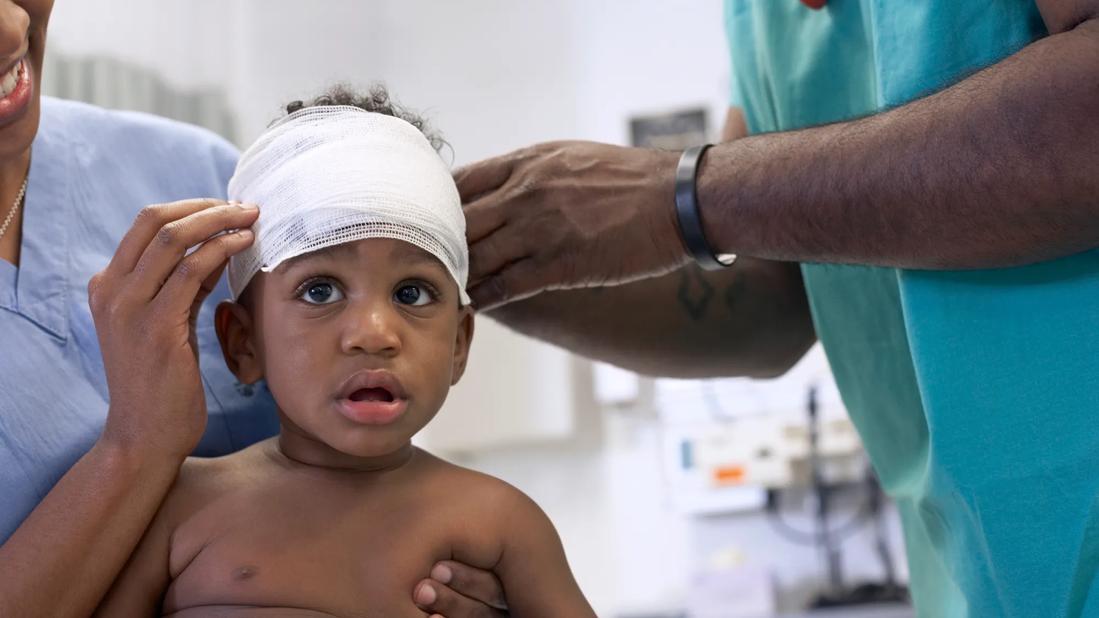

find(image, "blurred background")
[45,2,912,616]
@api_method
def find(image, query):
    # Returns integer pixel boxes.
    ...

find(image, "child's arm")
[493,489,596,617]
[92,475,180,616]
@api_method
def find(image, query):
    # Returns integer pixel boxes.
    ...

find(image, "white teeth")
[0,60,23,98]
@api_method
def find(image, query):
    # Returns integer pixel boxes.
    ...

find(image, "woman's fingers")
[90,198,258,461]
[129,202,259,300]
[155,229,254,315]
[430,561,508,610]
[106,198,227,274]
[413,579,508,618]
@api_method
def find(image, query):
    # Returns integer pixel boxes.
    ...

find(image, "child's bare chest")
[162,474,497,618]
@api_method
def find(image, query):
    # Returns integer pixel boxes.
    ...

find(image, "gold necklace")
[0,176,28,243]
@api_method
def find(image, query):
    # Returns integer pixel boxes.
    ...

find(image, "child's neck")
[273,427,415,474]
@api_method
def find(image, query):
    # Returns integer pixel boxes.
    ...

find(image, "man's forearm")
[701,18,1099,269]
[0,438,181,617]
[488,258,815,379]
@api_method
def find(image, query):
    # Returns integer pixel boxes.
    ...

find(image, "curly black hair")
[282,83,446,153]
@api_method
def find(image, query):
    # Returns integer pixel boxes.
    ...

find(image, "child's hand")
[413,560,508,617]
[89,198,258,461]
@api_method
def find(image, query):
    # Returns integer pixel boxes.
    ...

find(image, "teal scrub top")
[724,1,1099,616]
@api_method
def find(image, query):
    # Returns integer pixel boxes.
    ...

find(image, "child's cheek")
[264,323,327,412]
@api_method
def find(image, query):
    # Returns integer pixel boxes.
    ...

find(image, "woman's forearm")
[0,437,182,618]
[0,198,262,616]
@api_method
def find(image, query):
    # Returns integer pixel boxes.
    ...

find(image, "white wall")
[47,0,730,150]
[570,0,733,144]
[46,0,236,89]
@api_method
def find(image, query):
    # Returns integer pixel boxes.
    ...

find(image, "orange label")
[713,465,746,484]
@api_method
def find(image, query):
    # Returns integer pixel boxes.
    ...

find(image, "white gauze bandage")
[226,105,470,305]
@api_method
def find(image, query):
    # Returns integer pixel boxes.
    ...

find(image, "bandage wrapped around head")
[226,105,470,305]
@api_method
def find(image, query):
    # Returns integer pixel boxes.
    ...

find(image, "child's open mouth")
[349,387,395,403]
[336,370,409,426]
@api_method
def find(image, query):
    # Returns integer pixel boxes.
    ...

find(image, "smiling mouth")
[348,387,396,403]
[0,57,25,98]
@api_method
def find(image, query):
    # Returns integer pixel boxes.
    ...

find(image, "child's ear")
[450,307,475,386]
[214,300,263,385]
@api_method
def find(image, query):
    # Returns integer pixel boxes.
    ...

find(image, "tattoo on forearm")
[723,272,748,317]
[676,268,715,321]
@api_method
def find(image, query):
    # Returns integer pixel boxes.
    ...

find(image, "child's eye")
[394,283,435,307]
[298,280,344,305]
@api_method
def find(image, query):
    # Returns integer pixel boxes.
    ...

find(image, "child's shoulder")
[412,448,534,514]
[165,439,278,511]
[411,449,558,565]
[415,448,517,490]
[180,436,275,477]
[412,451,594,616]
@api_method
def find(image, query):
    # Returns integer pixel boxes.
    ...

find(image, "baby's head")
[215,86,474,466]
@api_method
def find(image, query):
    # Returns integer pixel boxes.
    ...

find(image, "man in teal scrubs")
[438,1,1099,615]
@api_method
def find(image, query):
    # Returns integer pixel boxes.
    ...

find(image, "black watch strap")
[674,144,736,271]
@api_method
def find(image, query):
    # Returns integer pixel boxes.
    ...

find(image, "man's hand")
[413,561,508,618]
[457,141,688,310]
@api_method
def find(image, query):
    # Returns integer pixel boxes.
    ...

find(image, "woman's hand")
[414,560,509,617]
[88,198,258,461]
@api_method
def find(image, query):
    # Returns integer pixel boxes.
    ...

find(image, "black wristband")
[674,144,736,271]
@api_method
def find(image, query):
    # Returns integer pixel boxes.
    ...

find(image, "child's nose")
[339,301,402,357]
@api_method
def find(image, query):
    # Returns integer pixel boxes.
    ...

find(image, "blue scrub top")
[725,1,1099,616]
[0,97,278,543]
